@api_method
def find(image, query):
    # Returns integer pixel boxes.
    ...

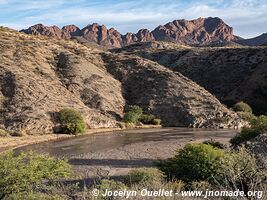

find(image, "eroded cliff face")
[0,27,244,134]
[20,17,240,48]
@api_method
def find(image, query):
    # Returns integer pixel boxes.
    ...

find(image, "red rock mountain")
[20,17,240,48]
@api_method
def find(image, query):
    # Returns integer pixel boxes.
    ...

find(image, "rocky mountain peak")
[20,17,241,48]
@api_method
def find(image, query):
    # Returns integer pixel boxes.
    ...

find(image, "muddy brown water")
[16,128,237,177]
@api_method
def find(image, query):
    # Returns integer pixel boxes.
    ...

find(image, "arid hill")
[237,33,267,46]
[21,17,240,48]
[0,27,244,134]
[115,41,267,115]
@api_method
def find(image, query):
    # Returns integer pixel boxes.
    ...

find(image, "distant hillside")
[237,33,267,46]
[116,42,267,115]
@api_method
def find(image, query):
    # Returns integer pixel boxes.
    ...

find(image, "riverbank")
[0,125,161,152]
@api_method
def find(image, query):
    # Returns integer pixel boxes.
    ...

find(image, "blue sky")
[0,0,267,38]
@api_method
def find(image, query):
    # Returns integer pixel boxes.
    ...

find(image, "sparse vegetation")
[0,129,8,137]
[0,151,71,199]
[158,144,225,183]
[59,108,86,135]
[230,115,267,145]
[125,168,165,186]
[152,118,161,125]
[233,101,253,113]
[123,105,143,123]
[123,105,161,125]
[139,114,155,124]
[219,146,267,194]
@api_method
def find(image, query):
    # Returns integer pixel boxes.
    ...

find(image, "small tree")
[233,101,253,113]
[59,108,85,135]
[123,105,143,123]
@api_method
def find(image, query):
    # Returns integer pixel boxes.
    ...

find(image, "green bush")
[125,168,165,186]
[232,101,252,113]
[125,105,143,115]
[123,105,143,123]
[250,115,267,132]
[230,115,267,145]
[123,111,141,123]
[238,111,256,121]
[140,114,156,124]
[158,144,224,183]
[0,151,71,199]
[152,118,161,125]
[59,108,85,135]
[230,127,262,145]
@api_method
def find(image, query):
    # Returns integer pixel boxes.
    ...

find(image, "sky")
[0,0,267,38]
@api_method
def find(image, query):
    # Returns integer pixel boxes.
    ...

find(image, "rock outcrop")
[0,27,244,134]
[20,17,240,48]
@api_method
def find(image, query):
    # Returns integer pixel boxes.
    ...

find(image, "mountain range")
[20,17,267,48]
[0,17,266,135]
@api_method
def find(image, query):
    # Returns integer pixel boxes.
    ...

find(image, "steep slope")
[20,17,240,48]
[0,27,124,134]
[0,27,244,134]
[101,53,243,128]
[116,42,267,114]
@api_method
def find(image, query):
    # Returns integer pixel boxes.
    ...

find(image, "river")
[17,128,237,178]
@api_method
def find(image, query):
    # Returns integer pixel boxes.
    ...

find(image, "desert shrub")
[123,105,143,123]
[125,168,165,186]
[0,129,8,137]
[125,105,143,115]
[250,115,267,132]
[9,130,24,137]
[152,118,161,125]
[158,144,225,183]
[218,146,266,195]
[238,111,256,121]
[59,108,85,135]
[203,140,226,149]
[232,101,252,113]
[0,151,71,199]
[123,111,141,123]
[230,127,262,145]
[230,115,267,145]
[96,180,126,200]
[5,192,65,200]
[140,114,156,124]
